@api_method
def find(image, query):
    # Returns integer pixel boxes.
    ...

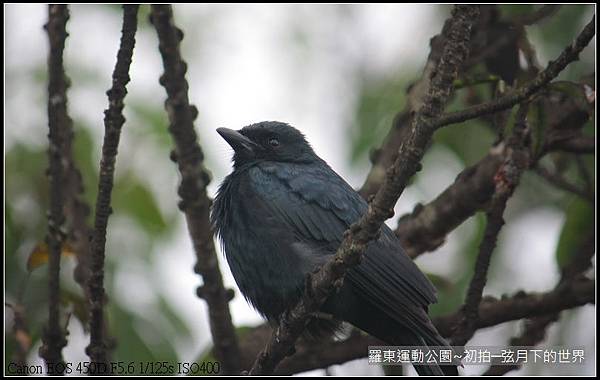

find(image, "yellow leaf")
[27,242,76,272]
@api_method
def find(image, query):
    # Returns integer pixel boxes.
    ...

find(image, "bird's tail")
[413,362,446,376]
[401,333,460,376]
[413,335,460,376]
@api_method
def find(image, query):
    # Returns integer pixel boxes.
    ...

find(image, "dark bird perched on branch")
[212,121,458,376]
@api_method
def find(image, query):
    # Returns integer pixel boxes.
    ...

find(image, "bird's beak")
[217,128,258,153]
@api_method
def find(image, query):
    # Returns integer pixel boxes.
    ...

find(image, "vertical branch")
[39,4,71,372]
[150,5,241,374]
[86,5,139,368]
[451,104,531,346]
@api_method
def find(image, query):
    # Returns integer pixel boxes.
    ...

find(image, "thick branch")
[396,144,502,258]
[86,5,139,369]
[236,277,594,375]
[150,5,241,375]
[433,16,595,129]
[248,6,480,375]
[435,277,594,337]
[39,4,71,371]
[544,135,595,155]
[359,5,518,199]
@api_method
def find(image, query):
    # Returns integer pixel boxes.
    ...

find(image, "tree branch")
[359,5,519,198]
[358,11,593,258]
[86,5,139,369]
[149,5,241,374]
[451,104,530,346]
[466,5,560,73]
[534,164,593,203]
[484,232,595,375]
[7,303,31,368]
[432,16,595,129]
[396,144,502,258]
[248,6,480,375]
[358,15,453,199]
[483,314,559,376]
[516,5,561,26]
[396,80,593,258]
[236,276,594,375]
[434,278,595,337]
[39,4,71,371]
[544,135,595,155]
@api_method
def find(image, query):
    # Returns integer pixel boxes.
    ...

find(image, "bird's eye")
[268,137,280,147]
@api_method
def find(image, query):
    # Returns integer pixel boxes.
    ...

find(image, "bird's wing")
[347,231,449,347]
[249,161,438,314]
[250,161,361,245]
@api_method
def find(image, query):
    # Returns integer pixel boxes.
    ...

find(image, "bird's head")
[217,121,318,167]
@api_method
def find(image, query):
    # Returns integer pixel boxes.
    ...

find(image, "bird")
[211,121,458,376]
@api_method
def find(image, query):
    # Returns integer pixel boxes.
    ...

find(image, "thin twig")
[534,164,593,203]
[433,16,595,130]
[483,314,559,376]
[248,6,480,375]
[150,5,241,374]
[39,4,71,372]
[516,5,562,26]
[87,5,139,369]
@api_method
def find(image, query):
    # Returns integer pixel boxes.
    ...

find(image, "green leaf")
[112,177,169,235]
[192,325,254,375]
[156,296,192,339]
[498,4,535,18]
[108,303,180,372]
[532,5,591,50]
[555,198,594,269]
[349,74,410,164]
[128,102,172,150]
